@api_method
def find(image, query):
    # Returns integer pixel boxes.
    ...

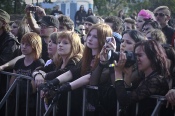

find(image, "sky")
[25,0,57,4]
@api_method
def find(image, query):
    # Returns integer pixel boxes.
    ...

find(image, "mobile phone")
[29,7,36,12]
[106,37,112,43]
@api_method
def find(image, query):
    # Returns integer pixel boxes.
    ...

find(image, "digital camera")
[107,50,136,67]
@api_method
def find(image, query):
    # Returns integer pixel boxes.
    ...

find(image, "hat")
[85,16,99,24]
[0,9,10,23]
[37,15,59,29]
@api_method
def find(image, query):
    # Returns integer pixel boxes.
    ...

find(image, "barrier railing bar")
[36,89,39,116]
[44,94,60,116]
[5,75,10,116]
[0,77,19,109]
[26,80,30,116]
[67,91,71,116]
[15,79,20,116]
[82,87,87,116]
[0,71,33,80]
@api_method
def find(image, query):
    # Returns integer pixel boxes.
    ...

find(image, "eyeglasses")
[39,24,54,29]
[142,27,150,32]
[79,28,85,31]
[154,13,167,17]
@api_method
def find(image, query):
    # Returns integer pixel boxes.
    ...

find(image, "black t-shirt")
[41,38,49,62]
[14,58,45,77]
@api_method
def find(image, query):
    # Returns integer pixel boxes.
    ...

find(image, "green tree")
[94,0,127,16]
[128,0,175,17]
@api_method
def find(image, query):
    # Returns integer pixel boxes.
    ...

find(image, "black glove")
[39,78,60,91]
[57,83,72,94]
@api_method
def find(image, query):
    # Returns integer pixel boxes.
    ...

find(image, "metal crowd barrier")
[0,71,169,116]
[0,71,32,116]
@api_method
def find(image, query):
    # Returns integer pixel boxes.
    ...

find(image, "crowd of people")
[0,3,175,116]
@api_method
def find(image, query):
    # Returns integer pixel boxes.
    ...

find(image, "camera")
[107,50,136,67]
[106,37,112,43]
[28,7,36,12]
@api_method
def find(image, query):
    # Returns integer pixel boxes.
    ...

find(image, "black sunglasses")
[80,28,85,30]
[154,13,167,17]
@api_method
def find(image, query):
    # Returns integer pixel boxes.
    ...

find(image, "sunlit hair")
[21,32,42,60]
[81,23,112,75]
[134,40,169,76]
[52,31,84,68]
[151,29,166,44]
[153,6,171,17]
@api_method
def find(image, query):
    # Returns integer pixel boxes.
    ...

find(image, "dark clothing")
[0,31,20,116]
[0,31,20,65]
[40,58,82,116]
[50,10,63,16]
[12,58,45,116]
[41,38,49,62]
[115,71,169,116]
[35,61,56,73]
[162,25,175,45]
[74,10,87,25]
[45,58,81,80]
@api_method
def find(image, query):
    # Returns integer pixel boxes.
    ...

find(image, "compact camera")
[106,37,112,43]
[28,7,37,12]
[107,50,136,67]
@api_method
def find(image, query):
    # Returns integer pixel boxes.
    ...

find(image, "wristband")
[115,78,123,82]
[33,72,44,80]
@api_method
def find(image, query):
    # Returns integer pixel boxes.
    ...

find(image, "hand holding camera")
[100,37,116,64]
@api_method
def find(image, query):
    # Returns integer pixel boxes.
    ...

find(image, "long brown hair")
[81,23,112,76]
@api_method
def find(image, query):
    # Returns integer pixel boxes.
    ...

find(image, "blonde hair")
[52,31,84,68]
[151,29,167,44]
[21,32,42,60]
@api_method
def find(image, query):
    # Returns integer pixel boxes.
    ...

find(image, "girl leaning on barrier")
[33,31,84,115]
[39,23,113,116]
[114,40,169,116]
[9,32,45,116]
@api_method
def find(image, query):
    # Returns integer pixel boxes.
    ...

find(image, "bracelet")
[115,78,123,82]
[26,15,32,19]
[33,72,44,80]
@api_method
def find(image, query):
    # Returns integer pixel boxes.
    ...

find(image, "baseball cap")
[0,9,10,23]
[37,15,59,29]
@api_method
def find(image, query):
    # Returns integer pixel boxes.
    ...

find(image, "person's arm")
[70,73,91,90]
[0,55,24,71]
[25,5,46,34]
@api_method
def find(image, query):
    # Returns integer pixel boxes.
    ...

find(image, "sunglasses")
[80,28,85,31]
[142,27,150,32]
[154,13,167,17]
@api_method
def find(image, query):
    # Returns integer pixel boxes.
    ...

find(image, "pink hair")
[138,9,156,21]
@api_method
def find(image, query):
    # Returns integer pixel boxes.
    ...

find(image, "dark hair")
[104,16,123,32]
[17,22,30,42]
[122,30,146,43]
[58,15,74,31]
[134,40,169,76]
[142,20,161,31]
[162,44,175,77]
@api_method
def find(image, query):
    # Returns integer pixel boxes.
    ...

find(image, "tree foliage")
[94,0,175,17]
[0,0,26,14]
